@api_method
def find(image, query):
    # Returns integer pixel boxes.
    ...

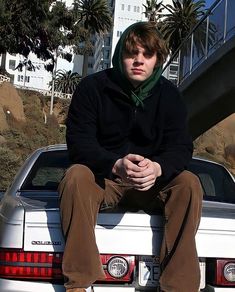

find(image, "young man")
[59,22,203,292]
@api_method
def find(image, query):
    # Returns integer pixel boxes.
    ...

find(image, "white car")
[0,144,235,292]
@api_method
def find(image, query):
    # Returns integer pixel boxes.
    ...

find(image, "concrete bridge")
[166,0,235,140]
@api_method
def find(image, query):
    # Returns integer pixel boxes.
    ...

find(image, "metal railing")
[14,85,72,99]
[164,0,235,86]
[0,74,10,84]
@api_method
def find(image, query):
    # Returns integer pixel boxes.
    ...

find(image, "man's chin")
[128,76,146,87]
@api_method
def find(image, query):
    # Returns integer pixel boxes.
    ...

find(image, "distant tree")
[0,0,76,72]
[72,0,112,77]
[143,0,163,23]
[52,70,81,94]
[159,0,206,54]
[0,0,51,66]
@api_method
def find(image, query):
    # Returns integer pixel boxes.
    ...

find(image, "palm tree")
[143,0,163,24]
[159,0,206,54]
[73,0,112,77]
[52,70,81,94]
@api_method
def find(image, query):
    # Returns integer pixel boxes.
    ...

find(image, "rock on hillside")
[0,82,26,131]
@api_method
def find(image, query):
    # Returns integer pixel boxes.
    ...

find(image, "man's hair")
[123,22,169,66]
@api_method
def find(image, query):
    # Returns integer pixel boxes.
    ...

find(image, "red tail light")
[100,255,135,282]
[0,249,63,280]
[0,249,135,282]
[207,258,235,286]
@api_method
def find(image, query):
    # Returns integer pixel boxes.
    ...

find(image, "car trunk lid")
[19,192,164,255]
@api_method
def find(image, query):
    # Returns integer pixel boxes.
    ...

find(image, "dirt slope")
[194,113,235,175]
[0,82,25,131]
[0,81,234,177]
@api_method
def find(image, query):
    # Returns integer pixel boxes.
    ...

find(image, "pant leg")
[58,164,131,289]
[59,164,107,289]
[158,170,203,292]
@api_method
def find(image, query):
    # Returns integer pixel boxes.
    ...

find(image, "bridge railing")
[164,0,235,86]
[0,74,10,84]
[14,85,72,100]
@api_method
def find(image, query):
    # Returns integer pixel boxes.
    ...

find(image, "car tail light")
[0,249,135,282]
[100,255,135,282]
[0,248,63,280]
[207,259,235,286]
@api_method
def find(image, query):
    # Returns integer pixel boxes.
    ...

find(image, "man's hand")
[112,154,162,191]
[112,154,146,182]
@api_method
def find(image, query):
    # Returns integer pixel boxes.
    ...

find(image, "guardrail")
[0,74,10,84]
[14,85,72,99]
[164,0,235,86]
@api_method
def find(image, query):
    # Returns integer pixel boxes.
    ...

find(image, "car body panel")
[0,145,235,291]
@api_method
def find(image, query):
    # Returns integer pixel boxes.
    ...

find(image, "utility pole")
[50,50,58,115]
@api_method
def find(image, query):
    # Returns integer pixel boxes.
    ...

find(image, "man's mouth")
[132,69,144,74]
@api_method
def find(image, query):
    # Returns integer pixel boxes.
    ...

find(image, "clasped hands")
[112,154,162,191]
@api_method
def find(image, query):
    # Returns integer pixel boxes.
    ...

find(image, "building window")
[137,6,140,13]
[169,64,178,75]
[105,37,111,46]
[104,50,110,59]
[104,63,109,69]
[173,55,179,62]
[88,63,93,68]
[134,6,137,12]
[109,0,114,7]
[17,75,24,82]
[9,60,16,70]
[117,31,123,37]
[25,76,30,83]
[121,4,124,10]
[128,5,131,11]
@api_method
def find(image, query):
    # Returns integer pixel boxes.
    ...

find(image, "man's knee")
[177,170,200,186]
[58,164,96,198]
[173,170,203,200]
[64,164,95,184]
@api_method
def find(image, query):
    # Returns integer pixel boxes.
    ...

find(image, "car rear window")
[21,150,72,191]
[188,158,235,204]
[20,150,235,204]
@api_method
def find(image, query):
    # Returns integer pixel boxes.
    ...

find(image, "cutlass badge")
[31,240,61,245]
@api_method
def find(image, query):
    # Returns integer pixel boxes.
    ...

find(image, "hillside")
[0,82,234,190]
[0,82,70,189]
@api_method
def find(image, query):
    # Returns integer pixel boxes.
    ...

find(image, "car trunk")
[19,192,164,255]
[19,193,235,258]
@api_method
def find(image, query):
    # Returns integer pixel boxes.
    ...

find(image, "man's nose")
[134,53,144,64]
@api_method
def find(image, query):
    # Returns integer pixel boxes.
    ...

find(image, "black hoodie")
[66,68,193,187]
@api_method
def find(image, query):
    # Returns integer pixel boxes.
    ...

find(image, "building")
[0,0,82,93]
[0,0,175,91]
[87,0,148,74]
[88,0,173,76]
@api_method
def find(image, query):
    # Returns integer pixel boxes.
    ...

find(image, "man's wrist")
[112,158,121,175]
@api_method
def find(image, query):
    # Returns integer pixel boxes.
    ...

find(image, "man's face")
[122,45,157,87]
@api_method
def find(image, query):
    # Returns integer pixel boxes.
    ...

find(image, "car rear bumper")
[202,286,235,292]
[0,278,136,292]
[0,278,65,292]
[1,278,233,292]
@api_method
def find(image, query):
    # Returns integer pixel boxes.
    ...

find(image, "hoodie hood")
[112,22,163,107]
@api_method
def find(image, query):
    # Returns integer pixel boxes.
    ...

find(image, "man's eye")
[144,52,154,58]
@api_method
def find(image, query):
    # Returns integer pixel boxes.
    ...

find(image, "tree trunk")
[0,53,7,72]
[50,50,58,115]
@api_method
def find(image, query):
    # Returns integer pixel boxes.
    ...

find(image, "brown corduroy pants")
[58,164,203,292]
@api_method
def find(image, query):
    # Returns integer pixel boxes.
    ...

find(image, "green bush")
[0,147,23,190]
